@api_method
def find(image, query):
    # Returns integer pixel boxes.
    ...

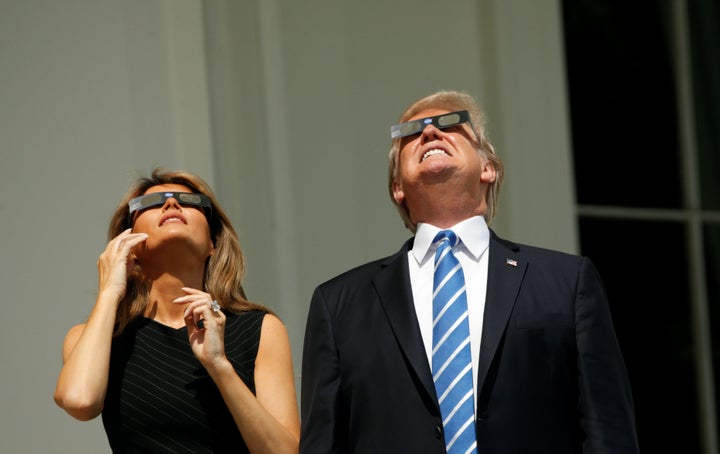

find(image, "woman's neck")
[142,263,205,328]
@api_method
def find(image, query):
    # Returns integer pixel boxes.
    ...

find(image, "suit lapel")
[477,231,526,396]
[370,231,527,413]
[372,240,439,412]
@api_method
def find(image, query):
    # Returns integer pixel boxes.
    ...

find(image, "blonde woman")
[55,169,299,454]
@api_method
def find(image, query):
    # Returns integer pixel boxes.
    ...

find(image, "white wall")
[0,0,575,452]
[0,1,213,452]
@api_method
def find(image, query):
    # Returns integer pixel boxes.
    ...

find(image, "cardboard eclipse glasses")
[390,110,471,139]
[128,192,211,216]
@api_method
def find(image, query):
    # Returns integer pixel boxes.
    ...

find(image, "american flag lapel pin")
[506,258,518,267]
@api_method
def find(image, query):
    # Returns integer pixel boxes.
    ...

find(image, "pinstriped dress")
[102,309,267,453]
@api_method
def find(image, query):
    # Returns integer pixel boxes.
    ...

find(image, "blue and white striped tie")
[432,230,477,454]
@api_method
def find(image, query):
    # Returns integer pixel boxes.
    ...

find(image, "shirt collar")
[410,216,490,265]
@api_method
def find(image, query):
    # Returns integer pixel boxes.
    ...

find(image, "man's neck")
[408,192,486,230]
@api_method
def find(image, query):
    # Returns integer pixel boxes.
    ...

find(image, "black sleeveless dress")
[102,310,267,453]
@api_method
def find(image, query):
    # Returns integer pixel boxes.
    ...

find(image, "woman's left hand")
[174,287,227,368]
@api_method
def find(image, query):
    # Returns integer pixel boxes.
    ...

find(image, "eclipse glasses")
[390,110,471,139]
[128,192,211,215]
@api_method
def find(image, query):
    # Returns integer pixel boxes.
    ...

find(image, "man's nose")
[420,123,442,142]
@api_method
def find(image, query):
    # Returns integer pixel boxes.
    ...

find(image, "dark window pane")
[563,0,683,208]
[705,224,720,420]
[579,217,699,452]
[688,1,720,210]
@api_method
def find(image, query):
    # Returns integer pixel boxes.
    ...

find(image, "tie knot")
[433,229,459,248]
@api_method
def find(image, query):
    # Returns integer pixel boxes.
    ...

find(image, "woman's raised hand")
[174,287,227,369]
[97,229,148,302]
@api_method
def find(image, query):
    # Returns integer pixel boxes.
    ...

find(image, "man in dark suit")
[300,90,639,453]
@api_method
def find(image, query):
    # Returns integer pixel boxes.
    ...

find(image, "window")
[563,0,720,451]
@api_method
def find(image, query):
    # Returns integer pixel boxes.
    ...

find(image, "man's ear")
[480,159,496,183]
[392,179,405,205]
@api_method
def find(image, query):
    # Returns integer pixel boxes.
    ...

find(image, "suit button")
[434,425,443,439]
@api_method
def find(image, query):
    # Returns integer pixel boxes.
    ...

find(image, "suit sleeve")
[575,257,640,453]
[300,286,344,454]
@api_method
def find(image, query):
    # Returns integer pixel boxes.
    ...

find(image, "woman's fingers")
[97,230,147,298]
[101,230,147,266]
[173,289,227,365]
[118,232,148,253]
[183,302,206,330]
[174,288,223,330]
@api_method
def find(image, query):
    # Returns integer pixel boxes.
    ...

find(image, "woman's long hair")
[107,168,269,335]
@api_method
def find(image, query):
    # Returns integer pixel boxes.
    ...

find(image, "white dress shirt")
[408,216,490,398]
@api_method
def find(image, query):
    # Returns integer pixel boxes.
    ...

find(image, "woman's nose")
[161,197,182,211]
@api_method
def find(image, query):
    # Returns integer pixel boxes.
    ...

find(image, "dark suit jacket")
[300,230,639,453]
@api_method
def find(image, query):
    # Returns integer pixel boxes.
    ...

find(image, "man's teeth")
[421,149,448,162]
